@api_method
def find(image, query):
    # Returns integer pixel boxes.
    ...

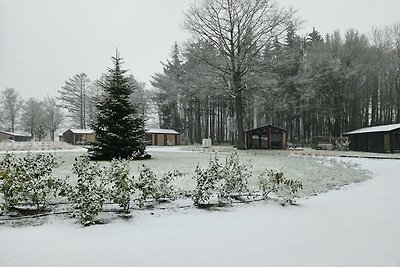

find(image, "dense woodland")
[1,0,399,147]
[152,22,400,146]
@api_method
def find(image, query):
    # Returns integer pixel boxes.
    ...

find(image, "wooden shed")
[246,125,287,149]
[0,131,32,142]
[62,129,95,145]
[343,123,400,153]
[146,128,180,146]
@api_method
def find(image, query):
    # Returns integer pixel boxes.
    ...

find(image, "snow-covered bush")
[134,165,183,207]
[0,153,61,211]
[107,158,135,213]
[193,153,250,206]
[192,165,215,205]
[258,169,303,204]
[156,170,184,202]
[64,156,107,226]
[135,165,158,207]
[218,153,250,202]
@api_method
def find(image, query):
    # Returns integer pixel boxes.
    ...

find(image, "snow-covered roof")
[67,129,94,134]
[0,130,31,137]
[147,128,180,135]
[344,123,400,135]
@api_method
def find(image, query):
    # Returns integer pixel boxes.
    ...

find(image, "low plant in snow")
[192,165,215,205]
[218,153,250,202]
[0,153,61,211]
[107,158,135,214]
[193,153,250,206]
[258,169,303,204]
[135,165,158,207]
[63,156,107,226]
[156,170,184,202]
[134,165,182,207]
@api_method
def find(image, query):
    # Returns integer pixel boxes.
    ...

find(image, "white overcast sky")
[1,0,399,99]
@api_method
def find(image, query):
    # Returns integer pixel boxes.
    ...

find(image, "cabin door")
[164,135,168,146]
[384,133,390,153]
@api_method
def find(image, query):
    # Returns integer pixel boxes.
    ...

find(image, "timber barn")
[61,129,95,145]
[343,123,400,153]
[146,128,180,146]
[246,125,287,149]
[0,131,32,142]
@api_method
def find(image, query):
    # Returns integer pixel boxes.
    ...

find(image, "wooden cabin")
[146,128,180,146]
[0,131,32,142]
[343,123,400,153]
[246,125,287,149]
[61,129,95,145]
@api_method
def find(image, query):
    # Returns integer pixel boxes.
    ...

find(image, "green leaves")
[134,165,183,207]
[258,169,303,204]
[0,153,61,211]
[66,156,107,226]
[193,153,250,205]
[107,159,135,213]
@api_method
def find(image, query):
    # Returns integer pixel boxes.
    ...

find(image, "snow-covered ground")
[0,157,399,267]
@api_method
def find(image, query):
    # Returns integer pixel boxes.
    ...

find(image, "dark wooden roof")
[246,125,286,133]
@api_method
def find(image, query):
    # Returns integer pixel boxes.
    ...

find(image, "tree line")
[151,0,400,147]
[57,73,152,131]
[0,72,151,141]
[3,0,399,147]
[0,88,63,141]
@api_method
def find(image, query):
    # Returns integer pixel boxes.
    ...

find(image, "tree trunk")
[233,73,246,150]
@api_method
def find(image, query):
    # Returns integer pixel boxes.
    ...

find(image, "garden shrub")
[193,153,250,206]
[107,158,135,213]
[192,165,215,205]
[258,169,303,204]
[134,165,182,207]
[0,153,61,211]
[64,156,107,226]
[218,153,250,202]
[134,165,158,207]
[155,170,184,202]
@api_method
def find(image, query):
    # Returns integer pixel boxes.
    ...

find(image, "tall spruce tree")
[88,53,148,160]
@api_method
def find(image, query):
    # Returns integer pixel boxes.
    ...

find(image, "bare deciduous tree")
[184,0,297,149]
[43,96,64,141]
[0,87,23,132]
[58,73,91,129]
[20,97,43,139]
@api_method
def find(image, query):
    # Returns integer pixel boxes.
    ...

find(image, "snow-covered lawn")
[0,149,399,266]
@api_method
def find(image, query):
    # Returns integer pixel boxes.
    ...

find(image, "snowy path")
[1,158,399,267]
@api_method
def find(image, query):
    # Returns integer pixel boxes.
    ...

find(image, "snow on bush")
[0,153,61,211]
[63,156,107,226]
[134,165,183,207]
[156,170,184,201]
[106,158,135,214]
[134,165,158,207]
[193,153,251,206]
[258,169,303,204]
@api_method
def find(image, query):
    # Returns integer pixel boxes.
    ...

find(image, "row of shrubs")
[0,152,303,226]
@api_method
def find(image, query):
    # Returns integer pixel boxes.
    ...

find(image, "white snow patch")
[0,158,399,266]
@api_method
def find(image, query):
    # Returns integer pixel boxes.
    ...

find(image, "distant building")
[61,129,95,145]
[246,125,287,149]
[343,123,400,153]
[146,128,180,146]
[0,131,32,142]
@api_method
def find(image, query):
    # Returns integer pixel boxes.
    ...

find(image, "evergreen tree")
[88,53,148,160]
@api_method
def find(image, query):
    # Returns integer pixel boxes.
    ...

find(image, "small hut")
[146,128,180,146]
[0,131,32,142]
[246,125,287,149]
[343,123,400,153]
[61,129,95,145]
